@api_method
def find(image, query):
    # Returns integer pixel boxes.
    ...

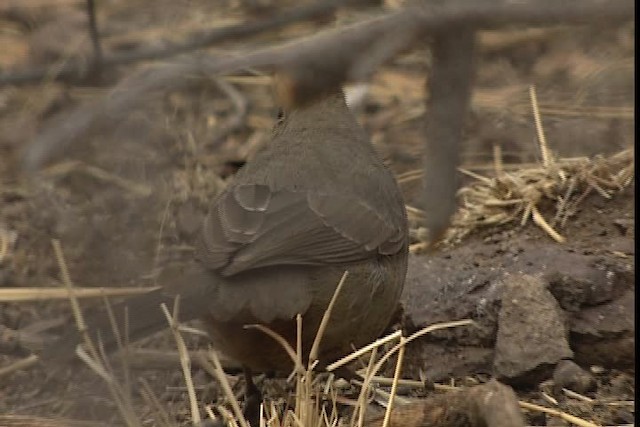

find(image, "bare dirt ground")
[0,1,634,426]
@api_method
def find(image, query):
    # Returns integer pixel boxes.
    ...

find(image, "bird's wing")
[197,183,405,276]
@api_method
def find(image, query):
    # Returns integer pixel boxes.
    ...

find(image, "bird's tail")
[40,262,218,365]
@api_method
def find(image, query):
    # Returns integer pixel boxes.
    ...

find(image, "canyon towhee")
[45,90,408,372]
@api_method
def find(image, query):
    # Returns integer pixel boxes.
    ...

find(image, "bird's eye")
[276,108,285,122]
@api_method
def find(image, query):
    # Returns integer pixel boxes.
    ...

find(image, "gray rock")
[494,274,572,382]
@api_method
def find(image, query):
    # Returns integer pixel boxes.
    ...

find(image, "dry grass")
[28,256,475,427]
[407,85,634,252]
[442,146,634,245]
[37,290,619,427]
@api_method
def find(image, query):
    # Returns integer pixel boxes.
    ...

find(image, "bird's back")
[197,91,408,370]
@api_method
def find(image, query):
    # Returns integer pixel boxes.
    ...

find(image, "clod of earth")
[493,274,573,383]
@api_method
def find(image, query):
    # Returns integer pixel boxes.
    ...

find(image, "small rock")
[570,289,634,336]
[471,380,526,427]
[365,379,526,427]
[543,253,617,310]
[552,360,596,395]
[494,274,572,384]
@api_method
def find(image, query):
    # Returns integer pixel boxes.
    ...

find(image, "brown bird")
[44,90,408,373]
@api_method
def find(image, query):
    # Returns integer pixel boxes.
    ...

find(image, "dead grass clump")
[445,146,633,246]
[414,85,635,249]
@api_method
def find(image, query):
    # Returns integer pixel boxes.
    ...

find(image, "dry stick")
[0,354,39,379]
[75,347,111,382]
[52,240,86,337]
[296,313,303,371]
[22,1,633,174]
[322,374,338,416]
[50,241,102,367]
[200,350,251,427]
[94,339,136,422]
[85,0,103,73]
[354,347,379,427]
[532,204,565,243]
[304,267,345,425]
[0,0,351,85]
[553,176,578,226]
[528,84,568,242]
[526,104,634,119]
[530,85,553,168]
[0,414,111,427]
[519,401,600,427]
[379,374,483,393]
[204,406,218,424]
[365,381,413,406]
[521,202,533,226]
[326,330,402,372]
[421,26,476,244]
[294,313,304,424]
[100,295,131,398]
[493,143,504,177]
[216,406,242,427]
[152,197,172,284]
[458,167,494,185]
[541,391,559,406]
[381,338,406,427]
[0,286,159,302]
[309,270,349,364]
[0,228,15,262]
[52,240,140,426]
[138,378,173,427]
[2,0,633,87]
[258,403,265,427]
[159,300,201,425]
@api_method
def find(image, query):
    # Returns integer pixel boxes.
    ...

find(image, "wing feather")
[197,183,405,276]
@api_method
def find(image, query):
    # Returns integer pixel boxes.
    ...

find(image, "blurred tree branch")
[0,0,352,85]
[0,0,631,86]
[17,0,633,239]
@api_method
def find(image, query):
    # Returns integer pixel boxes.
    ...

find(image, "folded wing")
[197,183,405,276]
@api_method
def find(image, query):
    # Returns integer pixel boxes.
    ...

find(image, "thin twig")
[530,85,552,168]
[160,300,201,425]
[309,271,349,364]
[381,337,406,427]
[22,0,634,171]
[0,0,352,85]
[199,350,251,427]
[85,0,103,73]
